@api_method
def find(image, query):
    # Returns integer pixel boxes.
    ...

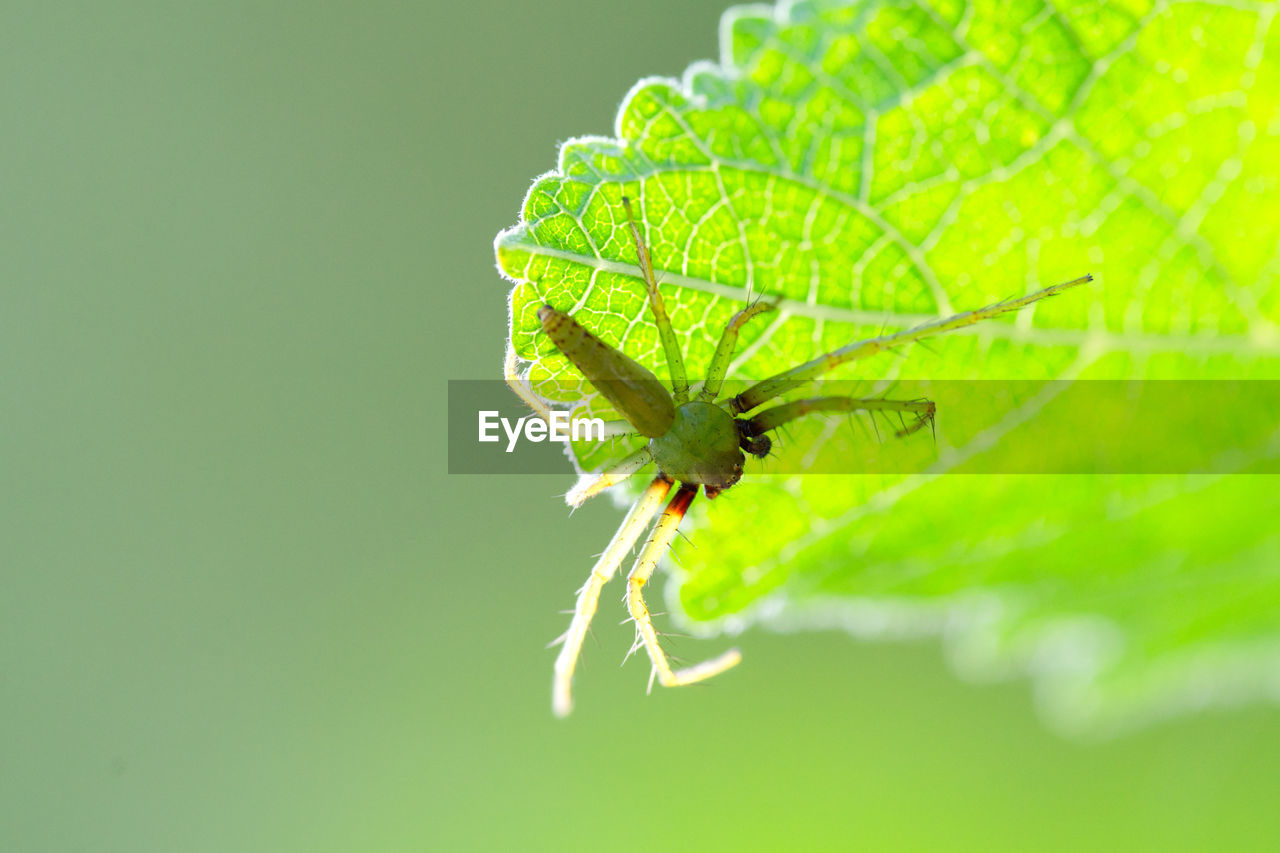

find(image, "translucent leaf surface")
[495,0,1280,733]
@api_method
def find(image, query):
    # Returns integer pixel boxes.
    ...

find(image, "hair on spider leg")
[621,640,642,667]
[843,410,861,438]
[848,409,878,444]
[912,338,941,357]
[881,343,916,362]
[671,527,697,549]
[925,406,938,443]
[560,484,597,515]
[747,289,784,313]
[866,408,884,444]
[550,608,599,643]
[661,545,687,570]
[773,422,797,449]
[664,651,692,668]
[657,638,698,662]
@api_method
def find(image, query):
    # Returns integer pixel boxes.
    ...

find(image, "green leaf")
[495,0,1280,734]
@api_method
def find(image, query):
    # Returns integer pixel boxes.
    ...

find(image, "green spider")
[506,196,1090,717]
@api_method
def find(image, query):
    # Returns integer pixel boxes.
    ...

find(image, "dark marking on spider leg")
[737,419,773,458]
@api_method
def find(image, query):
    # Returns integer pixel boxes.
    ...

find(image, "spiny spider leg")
[625,483,743,688]
[730,275,1093,414]
[621,195,689,403]
[566,446,654,507]
[594,420,641,439]
[553,475,673,718]
[698,299,777,403]
[506,343,638,445]
[742,396,937,440]
[504,343,554,423]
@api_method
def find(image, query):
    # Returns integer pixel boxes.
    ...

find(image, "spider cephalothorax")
[507,196,1090,717]
[648,400,744,496]
[536,301,771,499]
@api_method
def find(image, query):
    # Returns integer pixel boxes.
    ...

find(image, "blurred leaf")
[495,0,1280,733]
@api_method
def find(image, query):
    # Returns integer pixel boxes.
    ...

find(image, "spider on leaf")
[506,195,1091,717]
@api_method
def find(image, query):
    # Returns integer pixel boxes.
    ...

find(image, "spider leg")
[621,195,689,403]
[594,420,640,439]
[507,343,640,447]
[698,299,777,402]
[504,342,553,423]
[565,447,654,507]
[625,484,743,689]
[553,475,672,718]
[742,396,936,440]
[730,275,1092,413]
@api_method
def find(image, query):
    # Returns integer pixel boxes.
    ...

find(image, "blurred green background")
[4,1,1280,850]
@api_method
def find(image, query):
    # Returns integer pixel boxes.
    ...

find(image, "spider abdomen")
[648,400,744,494]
